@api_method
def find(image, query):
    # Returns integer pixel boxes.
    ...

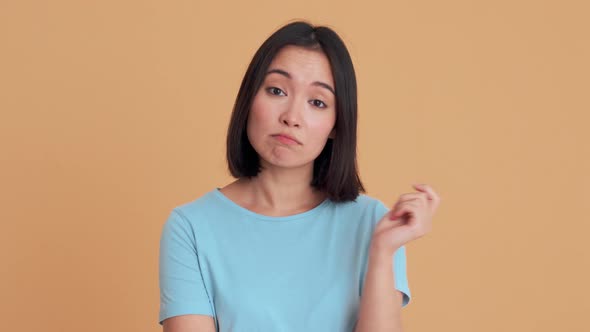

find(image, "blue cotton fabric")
[158,188,411,331]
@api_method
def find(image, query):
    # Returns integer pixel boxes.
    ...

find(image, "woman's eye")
[267,87,286,96]
[310,99,327,108]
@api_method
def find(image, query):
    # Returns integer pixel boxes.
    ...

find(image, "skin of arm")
[162,314,216,332]
[354,244,404,332]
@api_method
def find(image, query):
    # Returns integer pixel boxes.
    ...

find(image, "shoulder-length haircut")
[226,20,365,202]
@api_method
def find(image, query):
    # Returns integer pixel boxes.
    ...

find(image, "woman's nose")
[279,98,304,127]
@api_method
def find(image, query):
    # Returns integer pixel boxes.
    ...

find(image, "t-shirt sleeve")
[374,200,412,308]
[158,209,214,325]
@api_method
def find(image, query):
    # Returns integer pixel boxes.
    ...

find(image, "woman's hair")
[226,20,365,202]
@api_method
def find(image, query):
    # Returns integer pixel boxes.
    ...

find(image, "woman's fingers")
[413,184,441,210]
[389,203,417,221]
[390,196,425,220]
[394,192,429,207]
[373,184,441,252]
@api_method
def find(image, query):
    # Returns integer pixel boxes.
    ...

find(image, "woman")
[159,20,441,332]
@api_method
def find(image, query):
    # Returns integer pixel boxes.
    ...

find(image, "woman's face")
[246,45,336,171]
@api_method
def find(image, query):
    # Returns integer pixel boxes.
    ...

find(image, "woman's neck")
[221,166,327,216]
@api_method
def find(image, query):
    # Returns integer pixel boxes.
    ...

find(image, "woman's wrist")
[368,243,396,268]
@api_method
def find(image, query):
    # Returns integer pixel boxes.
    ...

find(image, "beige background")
[1,0,588,331]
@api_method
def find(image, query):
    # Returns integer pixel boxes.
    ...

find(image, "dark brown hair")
[226,21,365,202]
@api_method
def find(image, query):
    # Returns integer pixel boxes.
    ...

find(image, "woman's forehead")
[266,45,334,86]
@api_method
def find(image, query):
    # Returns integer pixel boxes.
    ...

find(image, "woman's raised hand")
[371,184,441,255]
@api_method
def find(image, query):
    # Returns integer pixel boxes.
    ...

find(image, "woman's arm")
[354,245,404,332]
[162,314,216,332]
[356,183,440,331]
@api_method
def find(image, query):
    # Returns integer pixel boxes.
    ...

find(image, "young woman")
[158,21,441,332]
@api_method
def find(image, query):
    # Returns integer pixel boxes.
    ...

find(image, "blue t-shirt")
[158,188,411,331]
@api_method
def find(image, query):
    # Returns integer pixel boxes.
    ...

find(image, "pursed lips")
[272,134,301,145]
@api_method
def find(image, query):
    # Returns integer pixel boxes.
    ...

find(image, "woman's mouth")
[273,134,300,145]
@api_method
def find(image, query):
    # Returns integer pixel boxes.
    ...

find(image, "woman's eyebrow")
[266,68,335,96]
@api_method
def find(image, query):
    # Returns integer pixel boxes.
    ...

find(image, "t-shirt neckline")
[212,188,331,222]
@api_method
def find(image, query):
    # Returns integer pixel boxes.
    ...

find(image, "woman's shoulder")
[336,193,387,209]
[167,188,224,221]
[329,193,389,219]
